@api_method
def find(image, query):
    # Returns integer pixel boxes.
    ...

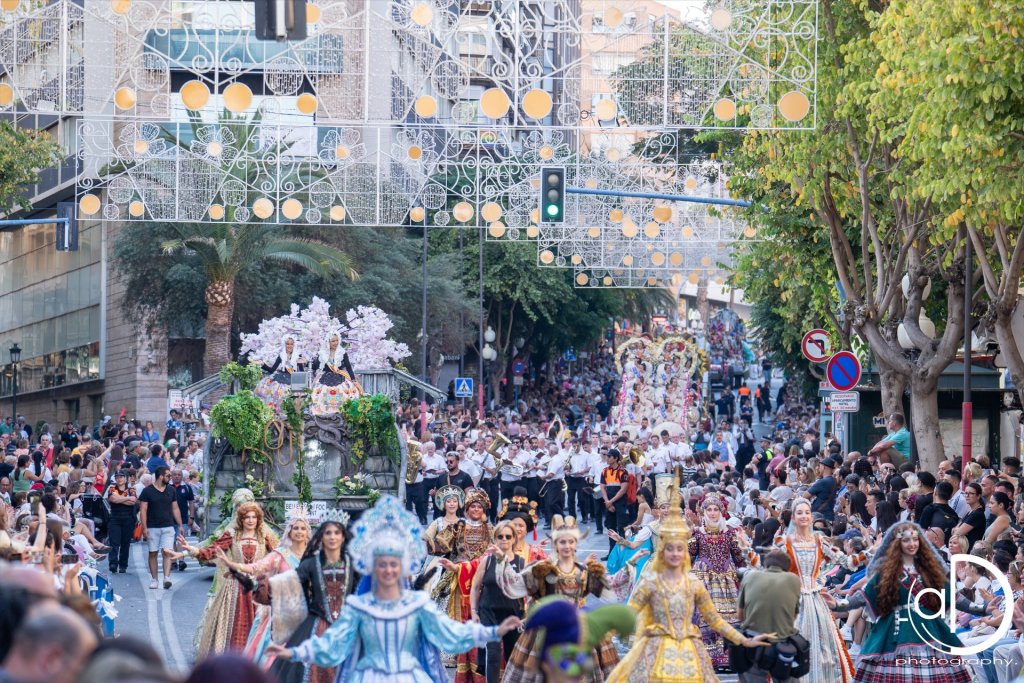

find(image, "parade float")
[614,333,709,438]
[191,298,444,531]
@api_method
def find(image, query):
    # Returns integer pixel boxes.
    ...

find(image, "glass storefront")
[0,219,102,398]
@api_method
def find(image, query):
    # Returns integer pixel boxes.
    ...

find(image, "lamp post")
[9,343,20,426]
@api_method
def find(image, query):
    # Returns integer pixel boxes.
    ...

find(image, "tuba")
[405,438,422,485]
[489,433,522,477]
[628,445,644,467]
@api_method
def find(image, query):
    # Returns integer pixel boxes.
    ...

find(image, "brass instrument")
[487,432,511,458]
[628,445,644,466]
[405,438,422,485]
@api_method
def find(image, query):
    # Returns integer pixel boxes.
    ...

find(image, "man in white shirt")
[636,417,652,441]
[520,442,543,508]
[417,441,446,518]
[468,436,499,521]
[540,442,565,527]
[565,438,592,522]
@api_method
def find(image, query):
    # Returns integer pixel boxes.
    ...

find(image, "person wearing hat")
[522,597,637,683]
[498,487,547,563]
[806,457,838,522]
[103,467,138,573]
[607,475,773,683]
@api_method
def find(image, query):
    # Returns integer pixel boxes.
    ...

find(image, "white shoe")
[149,579,159,589]
[839,624,853,641]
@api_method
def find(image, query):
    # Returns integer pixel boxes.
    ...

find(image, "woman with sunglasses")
[469,521,526,683]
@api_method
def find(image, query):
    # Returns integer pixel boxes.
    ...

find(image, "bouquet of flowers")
[333,474,381,505]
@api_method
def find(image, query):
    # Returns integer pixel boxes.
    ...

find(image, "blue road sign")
[454,377,474,398]
[513,359,525,375]
[563,349,577,362]
[826,351,862,392]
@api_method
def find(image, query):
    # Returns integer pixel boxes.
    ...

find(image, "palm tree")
[162,223,357,377]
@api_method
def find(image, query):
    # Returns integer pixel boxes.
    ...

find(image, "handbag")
[132,520,143,542]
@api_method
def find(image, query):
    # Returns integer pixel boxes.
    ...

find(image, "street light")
[484,327,496,344]
[9,343,20,426]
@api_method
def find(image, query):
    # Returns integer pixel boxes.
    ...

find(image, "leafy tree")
[0,121,63,212]
[715,0,1003,471]
[865,0,1024,403]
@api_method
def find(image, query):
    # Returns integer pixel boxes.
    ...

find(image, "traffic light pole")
[565,187,753,208]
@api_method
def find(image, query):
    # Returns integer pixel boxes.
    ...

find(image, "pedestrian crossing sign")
[454,377,474,397]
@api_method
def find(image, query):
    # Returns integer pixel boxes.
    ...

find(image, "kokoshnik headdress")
[347,495,427,576]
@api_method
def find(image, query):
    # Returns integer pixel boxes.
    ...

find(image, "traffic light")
[55,202,78,252]
[539,166,565,223]
[254,0,308,41]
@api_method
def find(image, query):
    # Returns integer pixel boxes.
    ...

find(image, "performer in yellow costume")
[607,474,772,683]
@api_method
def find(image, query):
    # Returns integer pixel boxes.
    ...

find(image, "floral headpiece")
[434,484,466,512]
[347,495,427,576]
[499,493,539,532]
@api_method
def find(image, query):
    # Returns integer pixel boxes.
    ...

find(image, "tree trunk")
[994,307,1024,408]
[877,356,908,418]
[908,373,945,473]
[204,279,236,379]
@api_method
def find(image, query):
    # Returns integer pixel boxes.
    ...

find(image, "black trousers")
[566,477,589,520]
[107,517,134,571]
[522,477,541,508]
[479,605,522,683]
[500,478,521,509]
[423,478,442,518]
[406,481,428,524]
[542,480,564,522]
[603,488,629,550]
[480,478,499,523]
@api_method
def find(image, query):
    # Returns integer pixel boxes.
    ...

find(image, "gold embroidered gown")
[607,573,745,683]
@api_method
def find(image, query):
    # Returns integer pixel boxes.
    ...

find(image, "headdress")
[434,484,465,511]
[320,508,351,527]
[347,495,427,576]
[523,596,636,677]
[280,504,311,551]
[464,487,491,511]
[498,487,539,532]
[699,491,726,512]
[652,471,692,572]
[549,515,580,543]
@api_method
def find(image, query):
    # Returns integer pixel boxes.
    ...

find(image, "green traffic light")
[546,205,559,217]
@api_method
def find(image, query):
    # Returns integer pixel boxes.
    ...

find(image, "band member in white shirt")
[539,442,565,527]
[470,435,499,521]
[419,441,447,519]
[520,443,543,507]
[565,438,592,523]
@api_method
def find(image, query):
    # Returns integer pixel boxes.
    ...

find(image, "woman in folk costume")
[607,476,773,683]
[311,332,364,416]
[497,487,548,564]
[434,488,496,682]
[268,511,358,683]
[687,491,757,668]
[265,495,522,683]
[520,597,637,683]
[221,509,311,667]
[256,335,306,416]
[181,501,278,659]
[826,522,971,683]
[775,499,866,683]
[494,515,639,683]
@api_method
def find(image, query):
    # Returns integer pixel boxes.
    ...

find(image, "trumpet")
[405,438,422,485]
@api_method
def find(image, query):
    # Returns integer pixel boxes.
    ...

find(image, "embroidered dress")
[194,531,276,659]
[777,535,857,683]
[607,574,745,683]
[243,548,302,668]
[851,571,971,683]
[688,526,748,667]
[426,518,493,682]
[270,555,355,683]
[311,351,363,415]
[496,559,634,683]
[290,590,500,683]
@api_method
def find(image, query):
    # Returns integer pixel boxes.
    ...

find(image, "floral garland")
[341,394,401,466]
